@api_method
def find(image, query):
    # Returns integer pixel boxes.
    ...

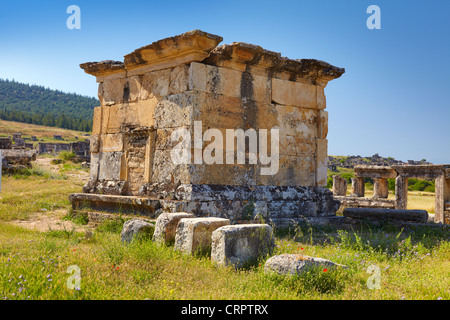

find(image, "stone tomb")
[69,30,345,224]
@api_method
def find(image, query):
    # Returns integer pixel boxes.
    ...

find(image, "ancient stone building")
[70,30,345,223]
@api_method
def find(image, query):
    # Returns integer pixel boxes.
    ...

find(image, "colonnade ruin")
[332,165,450,224]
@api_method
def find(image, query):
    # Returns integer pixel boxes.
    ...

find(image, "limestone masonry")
[70,30,345,223]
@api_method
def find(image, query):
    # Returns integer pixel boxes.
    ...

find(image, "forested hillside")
[0,79,98,132]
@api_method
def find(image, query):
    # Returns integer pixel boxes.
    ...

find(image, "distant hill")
[0,78,99,132]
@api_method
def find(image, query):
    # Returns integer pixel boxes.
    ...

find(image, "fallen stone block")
[343,208,428,223]
[211,224,275,268]
[153,212,195,245]
[174,217,230,255]
[120,219,155,243]
[264,254,347,276]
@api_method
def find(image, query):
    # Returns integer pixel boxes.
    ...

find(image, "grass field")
[0,119,89,145]
[0,156,449,300]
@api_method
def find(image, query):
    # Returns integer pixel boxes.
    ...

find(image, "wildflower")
[323,268,327,272]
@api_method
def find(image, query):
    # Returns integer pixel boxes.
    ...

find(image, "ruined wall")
[82,30,344,197]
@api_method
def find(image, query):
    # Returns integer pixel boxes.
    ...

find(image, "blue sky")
[1,0,449,163]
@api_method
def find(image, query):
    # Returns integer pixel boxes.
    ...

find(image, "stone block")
[154,92,197,129]
[190,163,257,186]
[174,217,230,255]
[279,135,316,157]
[315,138,328,186]
[153,212,195,244]
[253,74,271,103]
[92,107,102,135]
[373,178,389,199]
[332,175,347,196]
[275,104,318,139]
[100,106,110,134]
[141,68,171,99]
[272,78,317,109]
[206,65,241,98]
[100,133,123,152]
[124,30,223,74]
[264,254,347,276]
[211,224,275,268]
[98,151,123,181]
[317,110,328,139]
[95,180,128,195]
[89,153,100,181]
[343,207,428,223]
[351,177,365,197]
[127,75,145,102]
[151,149,191,184]
[200,94,246,129]
[169,64,190,94]
[189,62,207,92]
[104,104,121,134]
[90,135,100,153]
[120,219,155,243]
[257,155,315,187]
[354,166,397,179]
[395,176,408,210]
[316,85,326,109]
[129,99,158,128]
[100,78,127,106]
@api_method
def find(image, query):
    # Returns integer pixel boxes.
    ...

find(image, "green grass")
[0,164,81,222]
[1,159,448,300]
[0,219,448,300]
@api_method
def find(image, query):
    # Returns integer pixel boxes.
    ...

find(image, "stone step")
[343,207,428,223]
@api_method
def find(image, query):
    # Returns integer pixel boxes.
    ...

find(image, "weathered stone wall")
[38,142,71,154]
[1,149,37,169]
[70,140,90,161]
[0,137,12,149]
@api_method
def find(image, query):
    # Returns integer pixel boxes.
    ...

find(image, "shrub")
[59,151,75,161]
[326,177,333,189]
[340,173,354,184]
[408,179,434,192]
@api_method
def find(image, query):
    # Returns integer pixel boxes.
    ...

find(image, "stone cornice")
[80,30,345,84]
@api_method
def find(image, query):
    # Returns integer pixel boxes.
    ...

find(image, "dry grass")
[362,190,436,213]
[0,119,89,144]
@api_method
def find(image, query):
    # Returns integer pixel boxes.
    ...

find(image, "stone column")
[351,177,365,197]
[434,174,450,224]
[395,176,408,210]
[373,178,389,199]
[332,175,347,196]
